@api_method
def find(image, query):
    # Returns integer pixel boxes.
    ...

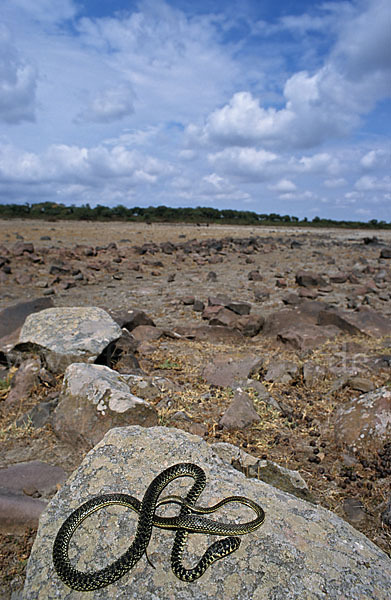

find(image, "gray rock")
[174,325,244,344]
[211,442,313,502]
[318,306,391,337]
[202,355,263,388]
[5,358,41,406]
[277,324,339,351]
[52,363,158,447]
[23,426,390,599]
[16,397,59,429]
[264,360,299,384]
[381,493,391,526]
[18,307,122,373]
[131,325,164,342]
[244,379,282,411]
[295,270,327,288]
[219,390,261,430]
[303,361,328,387]
[236,314,265,337]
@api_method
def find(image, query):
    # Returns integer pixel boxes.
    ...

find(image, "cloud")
[269,179,297,193]
[354,175,391,192]
[360,149,389,169]
[187,0,391,151]
[0,26,37,124]
[75,85,136,124]
[208,146,278,180]
[0,141,172,193]
[324,178,347,188]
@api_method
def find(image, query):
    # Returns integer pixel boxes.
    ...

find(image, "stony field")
[0,219,390,597]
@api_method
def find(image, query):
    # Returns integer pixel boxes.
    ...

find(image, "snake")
[52,462,265,591]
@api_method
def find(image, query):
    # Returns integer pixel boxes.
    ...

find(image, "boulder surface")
[23,426,390,600]
[18,307,122,372]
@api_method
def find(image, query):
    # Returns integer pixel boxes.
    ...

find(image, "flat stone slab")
[0,460,66,498]
[23,426,390,599]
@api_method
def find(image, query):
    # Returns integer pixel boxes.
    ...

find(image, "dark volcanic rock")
[202,355,263,387]
[108,308,155,331]
[318,307,391,337]
[295,270,327,288]
[236,314,265,337]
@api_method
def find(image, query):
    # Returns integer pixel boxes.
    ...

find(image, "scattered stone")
[380,248,391,259]
[282,293,300,306]
[253,287,270,302]
[209,307,239,328]
[12,242,34,256]
[131,325,164,342]
[208,294,231,306]
[264,360,299,384]
[192,299,204,311]
[236,314,265,337]
[4,358,41,407]
[328,272,348,283]
[219,390,261,430]
[16,397,59,429]
[244,379,282,411]
[343,497,367,524]
[108,308,155,331]
[381,493,391,526]
[318,306,391,337]
[23,426,391,600]
[248,269,262,281]
[202,355,263,388]
[52,363,158,447]
[346,376,375,393]
[303,361,328,386]
[277,324,339,351]
[226,301,251,316]
[295,270,327,288]
[174,324,244,344]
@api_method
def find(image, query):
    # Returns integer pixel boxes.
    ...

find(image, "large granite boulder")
[52,363,158,446]
[23,426,390,599]
[18,307,122,373]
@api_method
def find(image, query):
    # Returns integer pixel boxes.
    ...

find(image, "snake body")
[52,462,265,591]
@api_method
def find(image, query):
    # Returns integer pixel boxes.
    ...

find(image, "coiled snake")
[52,462,265,591]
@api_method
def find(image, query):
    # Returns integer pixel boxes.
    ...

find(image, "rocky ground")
[0,220,390,598]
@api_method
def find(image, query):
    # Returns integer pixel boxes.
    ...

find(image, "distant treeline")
[0,202,389,229]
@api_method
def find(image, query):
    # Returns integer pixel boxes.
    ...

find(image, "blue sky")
[0,0,390,221]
